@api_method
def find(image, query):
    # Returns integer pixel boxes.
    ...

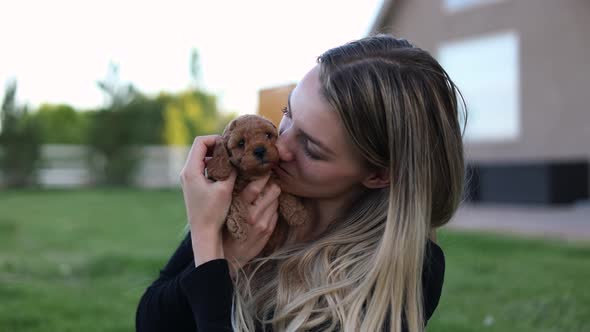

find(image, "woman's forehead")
[291,66,348,156]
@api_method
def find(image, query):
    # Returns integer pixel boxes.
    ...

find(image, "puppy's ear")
[206,137,233,180]
[226,119,237,133]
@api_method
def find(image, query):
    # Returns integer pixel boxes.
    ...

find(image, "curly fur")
[206,114,309,247]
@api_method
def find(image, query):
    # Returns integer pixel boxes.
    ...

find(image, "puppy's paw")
[286,208,307,226]
[279,193,308,226]
[226,203,249,241]
[227,217,248,241]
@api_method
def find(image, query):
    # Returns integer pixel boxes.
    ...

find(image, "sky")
[0,0,384,115]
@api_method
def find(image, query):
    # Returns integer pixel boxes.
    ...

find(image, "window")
[444,0,504,12]
[438,31,520,142]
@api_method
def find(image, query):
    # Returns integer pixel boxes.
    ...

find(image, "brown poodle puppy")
[206,114,309,245]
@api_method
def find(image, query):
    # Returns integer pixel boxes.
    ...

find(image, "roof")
[368,0,397,35]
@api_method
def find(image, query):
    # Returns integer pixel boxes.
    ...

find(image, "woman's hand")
[180,135,237,267]
[223,175,281,275]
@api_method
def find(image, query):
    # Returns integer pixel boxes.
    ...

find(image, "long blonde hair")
[232,35,466,332]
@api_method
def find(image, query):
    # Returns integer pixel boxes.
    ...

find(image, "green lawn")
[1,189,589,332]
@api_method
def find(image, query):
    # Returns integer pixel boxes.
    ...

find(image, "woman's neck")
[295,189,360,242]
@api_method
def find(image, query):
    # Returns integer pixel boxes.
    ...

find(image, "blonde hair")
[232,35,466,332]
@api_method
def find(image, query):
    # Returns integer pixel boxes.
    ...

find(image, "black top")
[136,233,445,332]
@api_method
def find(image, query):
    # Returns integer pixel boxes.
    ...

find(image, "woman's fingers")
[240,175,271,203]
[212,168,237,190]
[253,182,281,209]
[182,135,219,179]
[254,205,279,236]
[245,183,280,225]
[223,208,279,273]
[247,198,279,235]
[250,202,278,239]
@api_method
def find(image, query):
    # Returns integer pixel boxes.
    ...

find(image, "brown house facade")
[258,84,296,127]
[370,0,590,204]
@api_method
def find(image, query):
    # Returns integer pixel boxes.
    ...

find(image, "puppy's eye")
[265,132,274,139]
[237,139,245,148]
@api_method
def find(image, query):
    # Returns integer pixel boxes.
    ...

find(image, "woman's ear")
[206,137,233,180]
[361,168,390,189]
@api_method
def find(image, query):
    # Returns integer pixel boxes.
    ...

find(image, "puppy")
[206,114,309,245]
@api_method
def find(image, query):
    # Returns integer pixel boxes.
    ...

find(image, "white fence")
[38,145,92,187]
[1,144,190,189]
[133,145,189,188]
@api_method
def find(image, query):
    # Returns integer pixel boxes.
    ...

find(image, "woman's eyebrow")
[288,91,335,157]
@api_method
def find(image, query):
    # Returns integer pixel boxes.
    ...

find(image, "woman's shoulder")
[422,239,445,322]
[424,239,445,284]
[426,239,445,265]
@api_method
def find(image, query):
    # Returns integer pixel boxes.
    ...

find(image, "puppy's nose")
[253,146,266,160]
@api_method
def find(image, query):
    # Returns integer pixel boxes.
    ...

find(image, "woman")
[136,34,465,332]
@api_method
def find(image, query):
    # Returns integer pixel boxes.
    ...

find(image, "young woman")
[136,34,465,332]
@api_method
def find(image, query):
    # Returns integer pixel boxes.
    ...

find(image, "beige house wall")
[258,84,296,127]
[372,0,590,163]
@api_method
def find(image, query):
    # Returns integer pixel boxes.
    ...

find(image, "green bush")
[86,65,146,186]
[35,103,89,144]
[0,60,234,187]
[0,81,42,187]
[86,79,232,186]
[86,106,142,186]
[160,90,234,146]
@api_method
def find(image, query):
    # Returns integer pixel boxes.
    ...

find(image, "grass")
[431,231,590,332]
[1,189,589,332]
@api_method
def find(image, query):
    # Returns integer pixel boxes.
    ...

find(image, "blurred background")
[1,0,589,331]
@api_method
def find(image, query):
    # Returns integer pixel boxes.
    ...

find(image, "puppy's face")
[223,115,279,177]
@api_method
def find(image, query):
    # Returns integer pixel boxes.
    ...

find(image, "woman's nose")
[276,135,294,162]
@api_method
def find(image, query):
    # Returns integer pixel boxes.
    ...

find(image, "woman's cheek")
[297,157,318,182]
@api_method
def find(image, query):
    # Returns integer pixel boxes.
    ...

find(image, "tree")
[86,54,234,186]
[35,103,88,144]
[97,62,137,109]
[190,48,201,89]
[86,63,142,186]
[0,80,42,187]
[161,90,234,146]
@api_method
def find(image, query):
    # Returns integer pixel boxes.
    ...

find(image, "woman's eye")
[298,136,321,160]
[303,147,319,160]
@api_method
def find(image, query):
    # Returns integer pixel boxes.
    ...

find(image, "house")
[258,83,296,126]
[370,0,590,204]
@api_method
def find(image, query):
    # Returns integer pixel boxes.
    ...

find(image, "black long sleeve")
[136,234,445,332]
[136,233,233,332]
[423,240,445,323]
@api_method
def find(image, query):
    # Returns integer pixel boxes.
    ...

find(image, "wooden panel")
[257,84,296,127]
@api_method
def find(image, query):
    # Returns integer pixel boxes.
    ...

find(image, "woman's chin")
[278,181,308,198]
[272,168,309,197]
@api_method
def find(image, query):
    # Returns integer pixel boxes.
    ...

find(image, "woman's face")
[274,65,370,201]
